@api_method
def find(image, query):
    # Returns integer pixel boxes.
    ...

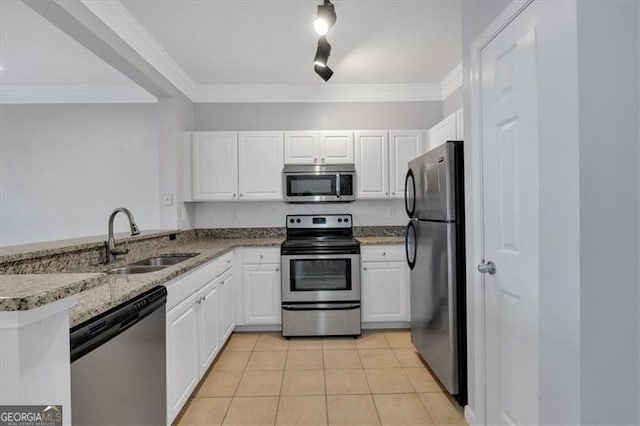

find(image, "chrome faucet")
[106,207,140,263]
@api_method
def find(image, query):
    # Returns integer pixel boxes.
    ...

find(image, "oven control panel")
[286,214,352,229]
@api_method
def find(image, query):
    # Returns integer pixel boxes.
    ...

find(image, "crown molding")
[0,85,158,104]
[194,83,443,103]
[80,0,198,99]
[440,62,463,100]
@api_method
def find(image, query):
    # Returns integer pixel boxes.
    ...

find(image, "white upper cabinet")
[428,108,464,150]
[284,131,319,164]
[284,131,354,165]
[319,131,354,164]
[389,131,424,199]
[355,131,389,199]
[192,132,238,201]
[238,132,284,200]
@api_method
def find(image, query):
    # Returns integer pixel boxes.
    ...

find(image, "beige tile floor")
[175,330,467,426]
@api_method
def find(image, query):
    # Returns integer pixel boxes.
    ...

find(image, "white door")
[319,131,354,164]
[192,132,238,201]
[355,131,389,199]
[362,261,409,322]
[219,269,235,342]
[429,113,457,150]
[389,131,423,199]
[198,280,221,375]
[481,4,539,424]
[243,264,281,325]
[238,132,284,200]
[284,131,319,164]
[166,294,199,422]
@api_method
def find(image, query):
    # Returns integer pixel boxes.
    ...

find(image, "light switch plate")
[163,193,174,206]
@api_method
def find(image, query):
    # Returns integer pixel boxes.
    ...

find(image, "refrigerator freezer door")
[405,143,457,221]
[409,220,459,394]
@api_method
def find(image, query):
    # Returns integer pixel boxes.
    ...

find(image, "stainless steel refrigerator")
[404,141,467,405]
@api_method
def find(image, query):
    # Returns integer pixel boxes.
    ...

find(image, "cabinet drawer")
[218,251,234,273]
[166,258,219,310]
[361,245,404,262]
[243,248,280,264]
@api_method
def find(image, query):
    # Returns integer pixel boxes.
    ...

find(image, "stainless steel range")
[281,214,361,337]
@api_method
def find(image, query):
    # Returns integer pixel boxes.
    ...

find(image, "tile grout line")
[354,339,383,426]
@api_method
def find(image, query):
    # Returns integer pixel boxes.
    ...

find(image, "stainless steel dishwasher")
[70,286,167,425]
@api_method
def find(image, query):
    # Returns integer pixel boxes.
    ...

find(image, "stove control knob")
[344,218,349,223]
[337,218,342,223]
[296,219,301,223]
[289,218,295,223]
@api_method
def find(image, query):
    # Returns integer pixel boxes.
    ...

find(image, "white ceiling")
[120,0,462,85]
[0,0,133,85]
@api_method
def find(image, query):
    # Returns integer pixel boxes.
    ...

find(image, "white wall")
[0,104,160,246]
[577,1,639,423]
[195,199,406,228]
[442,88,462,117]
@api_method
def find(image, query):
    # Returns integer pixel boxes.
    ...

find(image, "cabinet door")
[389,131,423,199]
[362,261,409,322]
[219,270,235,343]
[355,131,389,199]
[198,280,221,375]
[319,131,354,164]
[167,294,199,423]
[192,132,238,201]
[238,132,284,200]
[428,113,457,150]
[284,131,319,164]
[243,264,281,325]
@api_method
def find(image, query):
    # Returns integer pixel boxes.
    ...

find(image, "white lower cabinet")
[242,248,281,325]
[219,269,235,342]
[198,280,221,375]
[166,293,200,423]
[361,246,410,323]
[166,256,235,424]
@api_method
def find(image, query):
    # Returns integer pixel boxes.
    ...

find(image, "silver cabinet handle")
[322,158,325,163]
[232,193,236,198]
[260,254,264,259]
[392,192,395,195]
[363,267,368,271]
[240,193,243,198]
[314,157,318,163]
[275,267,280,272]
[382,252,386,256]
[385,192,389,196]
[477,261,496,275]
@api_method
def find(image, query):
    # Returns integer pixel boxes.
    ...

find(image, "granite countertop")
[0,238,283,323]
[356,236,405,245]
[1,232,403,325]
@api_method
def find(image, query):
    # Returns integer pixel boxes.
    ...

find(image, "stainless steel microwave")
[282,164,356,203]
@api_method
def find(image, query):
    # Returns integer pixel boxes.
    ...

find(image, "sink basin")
[129,253,198,267]
[107,265,168,275]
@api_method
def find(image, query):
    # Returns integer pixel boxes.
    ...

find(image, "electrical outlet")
[163,193,174,206]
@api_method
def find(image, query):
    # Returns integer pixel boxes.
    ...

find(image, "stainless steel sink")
[129,253,198,267]
[107,265,168,275]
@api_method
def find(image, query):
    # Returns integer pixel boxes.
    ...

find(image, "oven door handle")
[282,302,360,311]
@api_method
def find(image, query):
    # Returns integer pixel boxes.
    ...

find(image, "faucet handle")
[110,246,129,256]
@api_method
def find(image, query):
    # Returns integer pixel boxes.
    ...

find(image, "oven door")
[281,254,360,302]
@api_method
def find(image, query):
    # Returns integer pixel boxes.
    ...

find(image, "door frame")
[465,1,534,424]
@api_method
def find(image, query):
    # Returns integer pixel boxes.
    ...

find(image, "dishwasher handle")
[70,286,167,362]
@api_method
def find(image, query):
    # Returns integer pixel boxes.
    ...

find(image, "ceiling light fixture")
[313,36,331,68]
[314,0,336,36]
[314,64,334,82]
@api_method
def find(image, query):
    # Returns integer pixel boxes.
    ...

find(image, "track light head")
[314,0,336,36]
[314,64,334,81]
[313,36,331,68]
